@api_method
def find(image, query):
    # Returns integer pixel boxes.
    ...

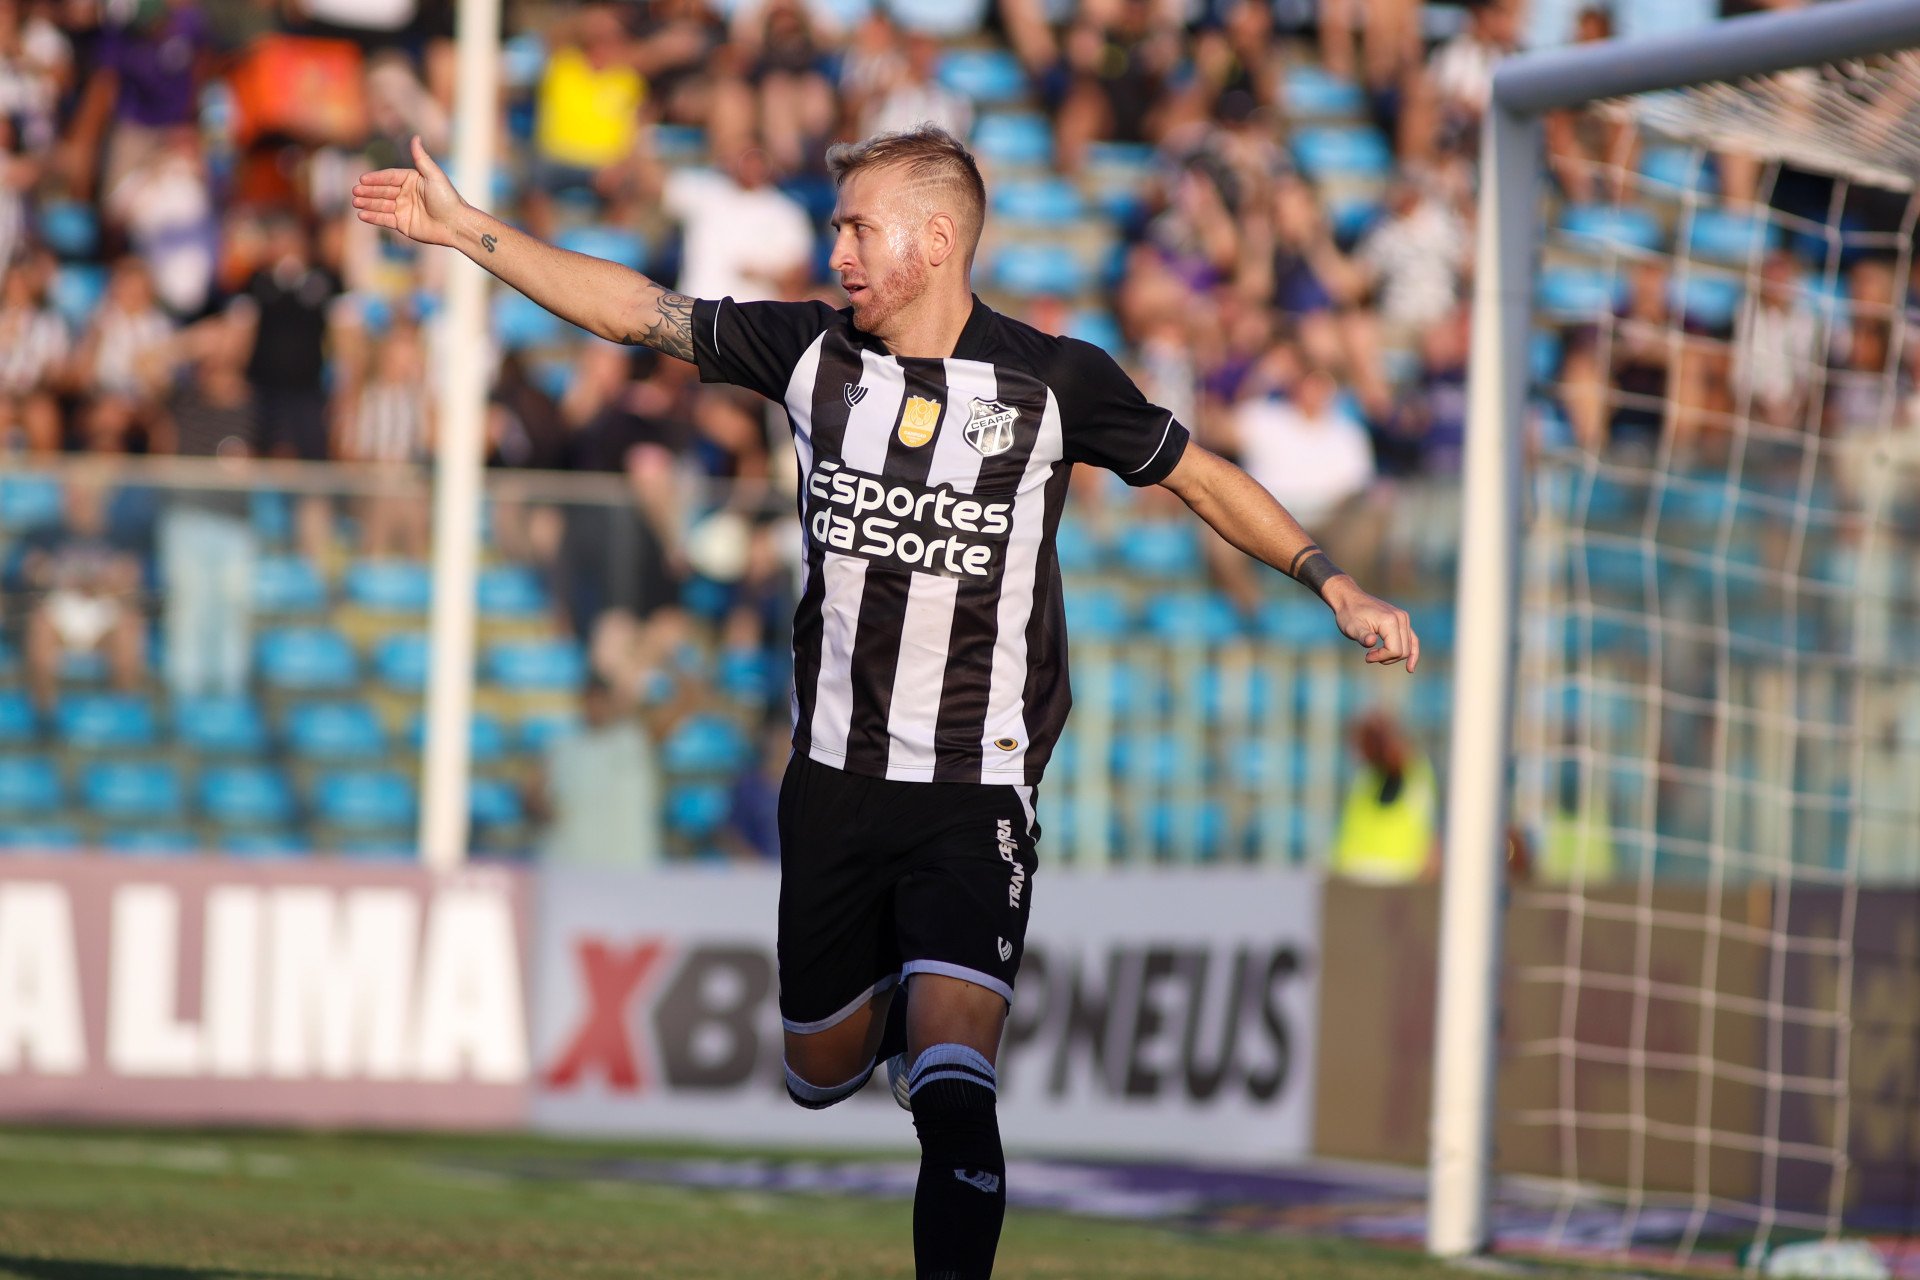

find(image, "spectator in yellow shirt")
[1332,709,1438,883]
[533,6,644,200]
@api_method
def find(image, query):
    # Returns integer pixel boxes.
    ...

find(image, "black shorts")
[775,752,1040,1035]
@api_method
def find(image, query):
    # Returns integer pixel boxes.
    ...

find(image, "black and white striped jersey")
[691,294,1189,786]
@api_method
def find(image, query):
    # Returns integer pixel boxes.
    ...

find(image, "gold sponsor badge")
[898,395,942,447]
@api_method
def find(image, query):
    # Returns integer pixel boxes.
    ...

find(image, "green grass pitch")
[0,1126,1486,1279]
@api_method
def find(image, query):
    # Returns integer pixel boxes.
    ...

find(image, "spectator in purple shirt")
[65,0,210,205]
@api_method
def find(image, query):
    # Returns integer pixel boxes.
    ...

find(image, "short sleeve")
[1051,338,1190,486]
[690,297,837,403]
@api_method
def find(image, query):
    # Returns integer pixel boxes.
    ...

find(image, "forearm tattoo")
[480,233,497,253]
[1288,544,1345,600]
[631,291,695,361]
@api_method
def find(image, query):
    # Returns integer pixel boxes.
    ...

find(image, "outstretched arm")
[351,136,694,359]
[1160,443,1420,671]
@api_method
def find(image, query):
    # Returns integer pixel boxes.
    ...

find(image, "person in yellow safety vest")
[1537,759,1617,884]
[1331,709,1438,883]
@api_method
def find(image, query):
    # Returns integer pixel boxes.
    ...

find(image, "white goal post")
[1430,0,1920,1258]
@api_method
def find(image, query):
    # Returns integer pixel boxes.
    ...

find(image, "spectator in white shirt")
[1356,177,1471,336]
[659,145,814,303]
[1733,251,1825,430]
[863,31,972,141]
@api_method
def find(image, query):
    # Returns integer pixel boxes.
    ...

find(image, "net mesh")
[1504,51,1920,1268]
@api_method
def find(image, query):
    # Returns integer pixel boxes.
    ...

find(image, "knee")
[783,1057,874,1111]
[904,1044,999,1136]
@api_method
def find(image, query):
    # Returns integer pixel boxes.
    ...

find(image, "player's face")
[829,168,930,335]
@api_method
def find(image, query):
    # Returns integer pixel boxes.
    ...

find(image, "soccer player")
[355,126,1419,1279]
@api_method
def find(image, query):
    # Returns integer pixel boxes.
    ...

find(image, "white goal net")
[1503,50,1920,1267]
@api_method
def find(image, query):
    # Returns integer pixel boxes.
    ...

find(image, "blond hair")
[825,126,987,263]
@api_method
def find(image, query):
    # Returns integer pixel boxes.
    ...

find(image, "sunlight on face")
[828,167,932,337]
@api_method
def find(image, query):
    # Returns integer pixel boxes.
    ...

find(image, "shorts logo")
[993,737,1018,751]
[898,395,941,447]
[844,383,867,407]
[997,937,1013,962]
[997,819,1025,909]
[954,1169,1002,1195]
[964,398,1018,457]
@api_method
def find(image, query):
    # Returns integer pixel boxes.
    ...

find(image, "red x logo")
[543,938,668,1091]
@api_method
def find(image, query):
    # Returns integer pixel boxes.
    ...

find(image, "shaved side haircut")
[826,126,989,265]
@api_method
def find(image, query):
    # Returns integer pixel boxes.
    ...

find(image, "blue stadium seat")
[469,777,524,827]
[663,714,751,775]
[250,491,293,545]
[1560,204,1664,254]
[665,782,730,838]
[1530,330,1564,384]
[1142,590,1241,643]
[343,560,432,613]
[0,823,81,853]
[1284,65,1366,118]
[1259,598,1343,649]
[1116,522,1203,577]
[484,639,586,690]
[1061,585,1129,641]
[1053,517,1102,574]
[938,48,1026,104]
[252,556,327,614]
[889,0,989,37]
[1234,740,1308,789]
[285,701,387,761]
[717,647,777,703]
[992,177,1085,227]
[0,473,63,532]
[82,761,184,821]
[1537,266,1625,322]
[1671,274,1742,330]
[37,199,99,259]
[1066,309,1124,356]
[222,830,307,858]
[258,628,357,691]
[971,114,1054,167]
[1641,146,1716,195]
[557,225,648,272]
[337,837,416,860]
[1112,731,1183,785]
[1146,800,1227,859]
[1328,196,1383,244]
[650,123,707,163]
[519,713,579,752]
[57,693,157,750]
[103,827,198,856]
[499,30,545,88]
[406,711,507,763]
[0,758,62,814]
[174,696,269,755]
[200,765,296,827]
[372,632,429,691]
[58,648,109,683]
[1085,141,1157,176]
[493,290,566,350]
[1291,126,1393,181]
[314,771,417,829]
[1684,209,1779,265]
[1197,665,1275,722]
[477,565,548,618]
[50,264,106,329]
[990,244,1090,297]
[0,690,35,745]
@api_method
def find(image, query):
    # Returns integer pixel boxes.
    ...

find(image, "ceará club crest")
[964,398,1018,457]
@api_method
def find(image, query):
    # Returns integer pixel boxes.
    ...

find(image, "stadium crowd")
[0,0,1880,865]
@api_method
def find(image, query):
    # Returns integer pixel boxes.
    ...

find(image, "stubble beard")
[851,254,930,340]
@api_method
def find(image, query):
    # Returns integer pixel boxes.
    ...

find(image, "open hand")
[352,135,466,248]
[1324,577,1420,672]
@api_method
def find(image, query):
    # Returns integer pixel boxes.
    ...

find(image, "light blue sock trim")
[907,1043,997,1098]
[784,1059,874,1105]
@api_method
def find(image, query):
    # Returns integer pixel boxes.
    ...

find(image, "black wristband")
[1291,549,1346,600]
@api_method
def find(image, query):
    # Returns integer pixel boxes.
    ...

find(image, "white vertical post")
[418,0,499,872]
[1427,103,1538,1258]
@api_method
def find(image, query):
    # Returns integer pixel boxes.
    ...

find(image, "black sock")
[908,1044,1005,1280]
